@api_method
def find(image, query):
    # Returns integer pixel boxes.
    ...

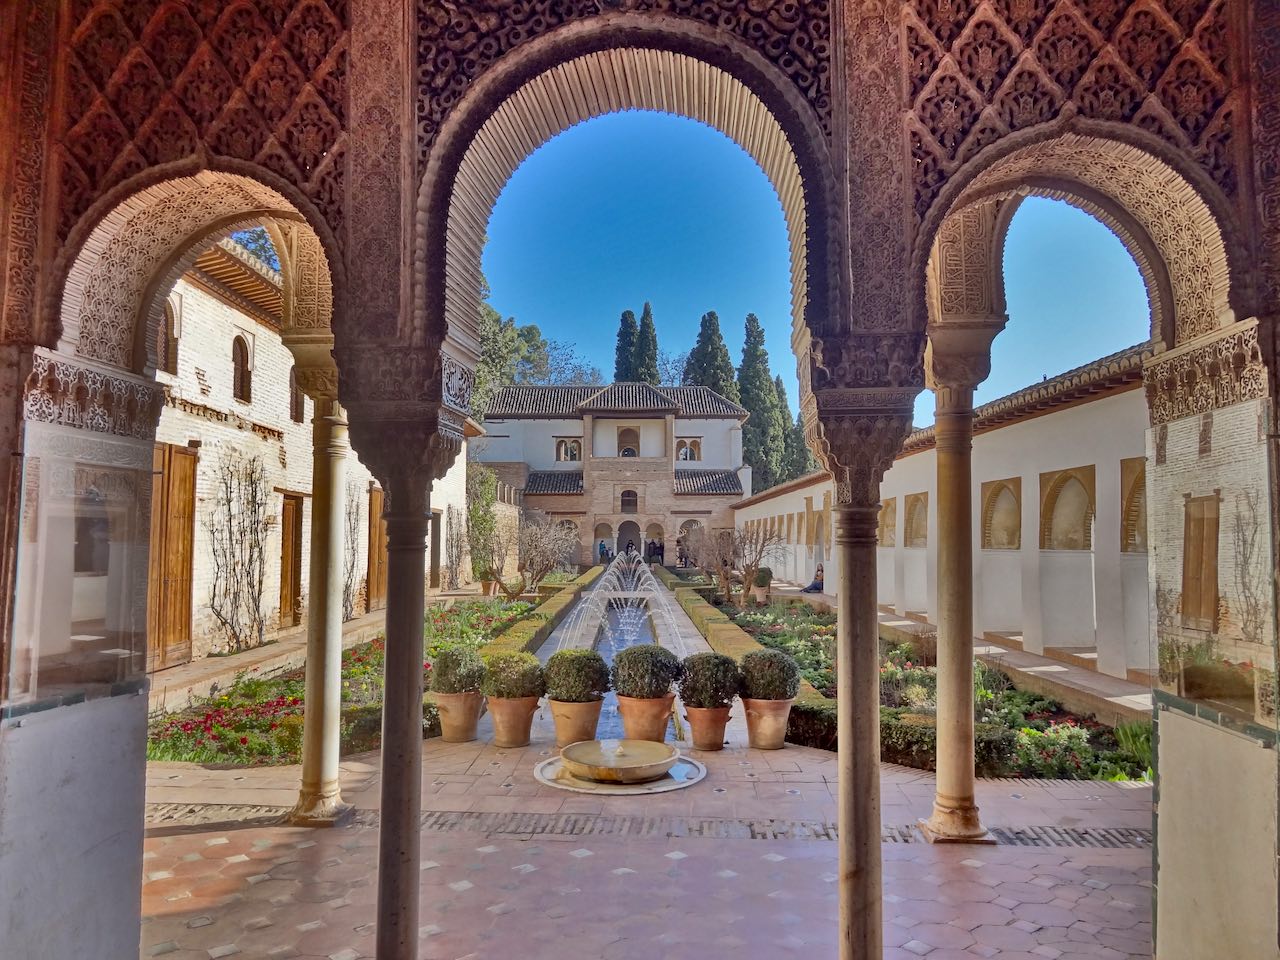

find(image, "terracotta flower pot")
[548,699,603,748]
[480,579,496,596]
[616,693,675,742]
[434,691,484,743]
[683,705,732,751]
[743,697,794,750]
[487,696,541,748]
[750,585,769,604]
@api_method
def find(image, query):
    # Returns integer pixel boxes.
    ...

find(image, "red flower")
[239,736,249,745]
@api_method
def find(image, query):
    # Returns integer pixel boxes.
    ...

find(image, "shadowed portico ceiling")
[440,47,811,366]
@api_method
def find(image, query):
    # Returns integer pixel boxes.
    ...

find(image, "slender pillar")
[291,399,351,825]
[921,386,991,842]
[376,470,431,960]
[835,502,884,960]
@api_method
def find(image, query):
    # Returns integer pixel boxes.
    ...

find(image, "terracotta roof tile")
[673,468,743,496]
[485,386,600,418]
[578,382,678,413]
[661,385,748,418]
[486,383,746,419]
[524,471,584,495]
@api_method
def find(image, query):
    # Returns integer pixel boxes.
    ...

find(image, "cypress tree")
[790,410,818,477]
[775,375,798,483]
[737,313,785,493]
[681,311,740,403]
[632,301,660,384]
[613,310,638,381]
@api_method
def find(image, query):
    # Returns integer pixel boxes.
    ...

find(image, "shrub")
[1014,721,1094,777]
[1114,720,1153,769]
[544,649,610,703]
[481,651,545,699]
[429,647,485,694]
[611,645,683,699]
[753,567,773,588]
[679,652,742,708]
[741,648,800,700]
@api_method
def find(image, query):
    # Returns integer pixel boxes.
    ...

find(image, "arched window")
[620,489,638,514]
[878,498,897,546]
[289,367,305,423]
[159,299,179,375]
[232,335,252,403]
[677,438,701,461]
[981,480,1021,550]
[556,439,581,462]
[618,427,639,457]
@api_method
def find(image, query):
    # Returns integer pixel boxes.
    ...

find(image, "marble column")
[835,501,885,959]
[921,385,991,842]
[376,470,431,960]
[290,399,351,825]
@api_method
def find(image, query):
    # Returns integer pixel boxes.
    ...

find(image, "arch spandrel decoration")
[1039,465,1096,551]
[55,0,348,247]
[980,478,1021,550]
[906,0,1240,227]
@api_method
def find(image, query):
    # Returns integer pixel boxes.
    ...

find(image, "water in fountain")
[552,552,690,740]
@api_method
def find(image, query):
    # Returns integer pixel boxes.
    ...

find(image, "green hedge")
[484,566,604,656]
[338,697,441,745]
[786,701,1015,775]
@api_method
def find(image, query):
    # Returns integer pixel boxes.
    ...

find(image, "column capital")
[924,318,1007,410]
[348,408,462,516]
[803,402,914,509]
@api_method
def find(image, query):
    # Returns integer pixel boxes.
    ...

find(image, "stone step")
[1043,645,1101,672]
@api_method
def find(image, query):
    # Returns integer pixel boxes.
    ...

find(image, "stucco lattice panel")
[414,1,831,164]
[954,135,1229,343]
[61,174,295,371]
[1143,323,1269,427]
[445,48,809,357]
[56,0,348,243]
[907,0,1238,220]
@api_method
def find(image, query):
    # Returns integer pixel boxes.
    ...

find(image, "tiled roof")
[524,471,584,495]
[486,382,747,419]
[661,385,749,418]
[578,382,678,413]
[485,386,601,418]
[673,468,744,497]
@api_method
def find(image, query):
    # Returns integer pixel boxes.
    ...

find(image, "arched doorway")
[616,520,642,556]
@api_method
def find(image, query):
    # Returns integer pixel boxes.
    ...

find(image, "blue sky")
[483,112,1150,425]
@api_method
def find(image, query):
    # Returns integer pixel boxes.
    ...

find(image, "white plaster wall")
[592,418,666,457]
[471,418,580,469]
[677,418,737,467]
[0,695,147,960]
[977,550,1022,633]
[1156,708,1279,960]
[732,476,833,587]
[1120,553,1151,673]
[734,389,1150,678]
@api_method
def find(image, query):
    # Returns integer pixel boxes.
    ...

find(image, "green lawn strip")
[483,566,604,656]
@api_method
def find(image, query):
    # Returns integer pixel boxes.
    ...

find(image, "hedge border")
[484,566,605,656]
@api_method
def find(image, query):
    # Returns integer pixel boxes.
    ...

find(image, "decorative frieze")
[22,352,164,440]
[1144,324,1269,426]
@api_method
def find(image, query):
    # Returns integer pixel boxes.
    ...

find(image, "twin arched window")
[556,439,581,461]
[232,335,252,403]
[676,438,702,461]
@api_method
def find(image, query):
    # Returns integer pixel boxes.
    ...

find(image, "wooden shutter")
[1181,495,1219,631]
[279,495,303,628]
[367,486,388,610]
[147,443,197,671]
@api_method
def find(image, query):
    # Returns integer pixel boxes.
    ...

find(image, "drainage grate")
[146,804,1152,849]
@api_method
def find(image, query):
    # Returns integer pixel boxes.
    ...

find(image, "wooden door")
[279,494,304,628]
[146,443,197,671]
[367,486,388,610]
[429,510,442,589]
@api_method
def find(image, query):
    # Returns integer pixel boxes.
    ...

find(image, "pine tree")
[681,311,740,402]
[632,301,660,384]
[736,314,785,493]
[614,310,638,381]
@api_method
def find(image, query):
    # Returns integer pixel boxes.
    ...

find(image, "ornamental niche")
[907,0,1237,222]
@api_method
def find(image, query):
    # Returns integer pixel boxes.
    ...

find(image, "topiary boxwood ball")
[481,651,545,699]
[544,649,610,703]
[679,652,742,708]
[740,648,800,700]
[429,646,486,694]
[611,644,684,699]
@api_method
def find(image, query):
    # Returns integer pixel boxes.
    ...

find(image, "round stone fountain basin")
[560,739,679,783]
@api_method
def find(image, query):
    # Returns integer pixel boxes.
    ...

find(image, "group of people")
[596,539,667,564]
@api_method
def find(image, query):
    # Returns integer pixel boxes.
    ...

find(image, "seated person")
[801,563,825,594]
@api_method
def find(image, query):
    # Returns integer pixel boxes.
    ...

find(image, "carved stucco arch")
[415,16,838,409]
[1040,467,1096,551]
[916,128,1247,352]
[51,165,342,397]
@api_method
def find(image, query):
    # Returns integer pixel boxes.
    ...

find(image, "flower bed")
[148,596,551,765]
[673,591,1151,780]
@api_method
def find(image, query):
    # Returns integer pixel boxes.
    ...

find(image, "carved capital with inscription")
[349,409,463,517]
[924,318,1006,413]
[802,385,914,507]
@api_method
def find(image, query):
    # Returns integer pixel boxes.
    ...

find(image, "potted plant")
[429,646,486,742]
[750,566,773,604]
[611,644,683,742]
[545,649,611,747]
[679,652,741,751]
[481,651,545,747]
[740,648,799,750]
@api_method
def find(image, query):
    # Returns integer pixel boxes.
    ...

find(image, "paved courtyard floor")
[142,715,1153,960]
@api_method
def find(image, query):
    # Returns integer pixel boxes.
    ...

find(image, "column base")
[918,805,995,845]
[287,794,353,828]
